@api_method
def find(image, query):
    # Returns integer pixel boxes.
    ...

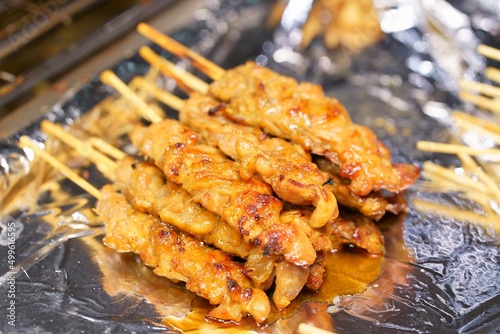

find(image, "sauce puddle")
[163,249,383,332]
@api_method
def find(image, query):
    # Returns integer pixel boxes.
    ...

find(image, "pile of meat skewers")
[20,24,420,325]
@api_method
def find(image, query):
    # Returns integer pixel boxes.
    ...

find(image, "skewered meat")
[278,205,384,293]
[306,251,328,291]
[113,152,338,303]
[280,206,384,256]
[114,156,252,258]
[208,61,419,197]
[162,142,316,266]
[180,94,338,228]
[314,156,407,218]
[130,119,317,266]
[96,185,271,323]
[115,156,327,302]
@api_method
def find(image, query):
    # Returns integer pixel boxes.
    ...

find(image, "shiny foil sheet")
[0,0,499,332]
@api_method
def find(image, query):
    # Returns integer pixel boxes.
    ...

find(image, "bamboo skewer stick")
[453,117,500,145]
[413,198,499,231]
[422,161,491,194]
[42,121,121,176]
[129,75,186,111]
[452,111,500,135]
[100,70,163,123]
[459,91,500,114]
[478,44,500,62]
[458,153,500,205]
[459,80,500,98]
[485,67,500,83]
[101,72,188,122]
[19,136,102,200]
[297,323,336,334]
[40,120,117,180]
[137,23,225,80]
[139,46,209,95]
[417,141,500,156]
[88,137,126,161]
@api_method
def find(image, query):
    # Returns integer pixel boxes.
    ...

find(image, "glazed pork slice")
[277,206,385,292]
[162,142,316,267]
[96,185,271,323]
[208,61,420,197]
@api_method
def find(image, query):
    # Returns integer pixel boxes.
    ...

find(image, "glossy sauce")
[162,249,383,332]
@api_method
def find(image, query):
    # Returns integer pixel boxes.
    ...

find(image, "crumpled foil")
[1,0,499,333]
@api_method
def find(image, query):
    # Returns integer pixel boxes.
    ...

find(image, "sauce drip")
[162,249,383,332]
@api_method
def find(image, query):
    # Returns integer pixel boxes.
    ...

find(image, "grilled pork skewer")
[100,67,387,303]
[107,55,339,229]
[116,155,320,306]
[97,71,331,307]
[18,136,271,323]
[137,24,419,198]
[95,122,382,305]
[97,185,271,322]
[207,61,419,197]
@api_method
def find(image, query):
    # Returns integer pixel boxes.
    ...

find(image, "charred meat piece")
[162,141,316,266]
[114,155,326,305]
[330,211,385,256]
[273,261,310,309]
[279,207,384,256]
[183,93,400,220]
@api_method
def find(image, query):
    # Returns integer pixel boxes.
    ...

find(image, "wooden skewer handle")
[137,23,225,80]
[18,136,101,200]
[100,70,164,123]
[417,141,500,156]
[139,46,209,95]
[478,44,500,62]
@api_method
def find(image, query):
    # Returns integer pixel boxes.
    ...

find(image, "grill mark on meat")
[241,288,253,302]
[322,177,334,186]
[227,278,239,293]
[169,166,179,176]
[208,102,227,116]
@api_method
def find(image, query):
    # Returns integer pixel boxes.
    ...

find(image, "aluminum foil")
[1,0,499,332]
